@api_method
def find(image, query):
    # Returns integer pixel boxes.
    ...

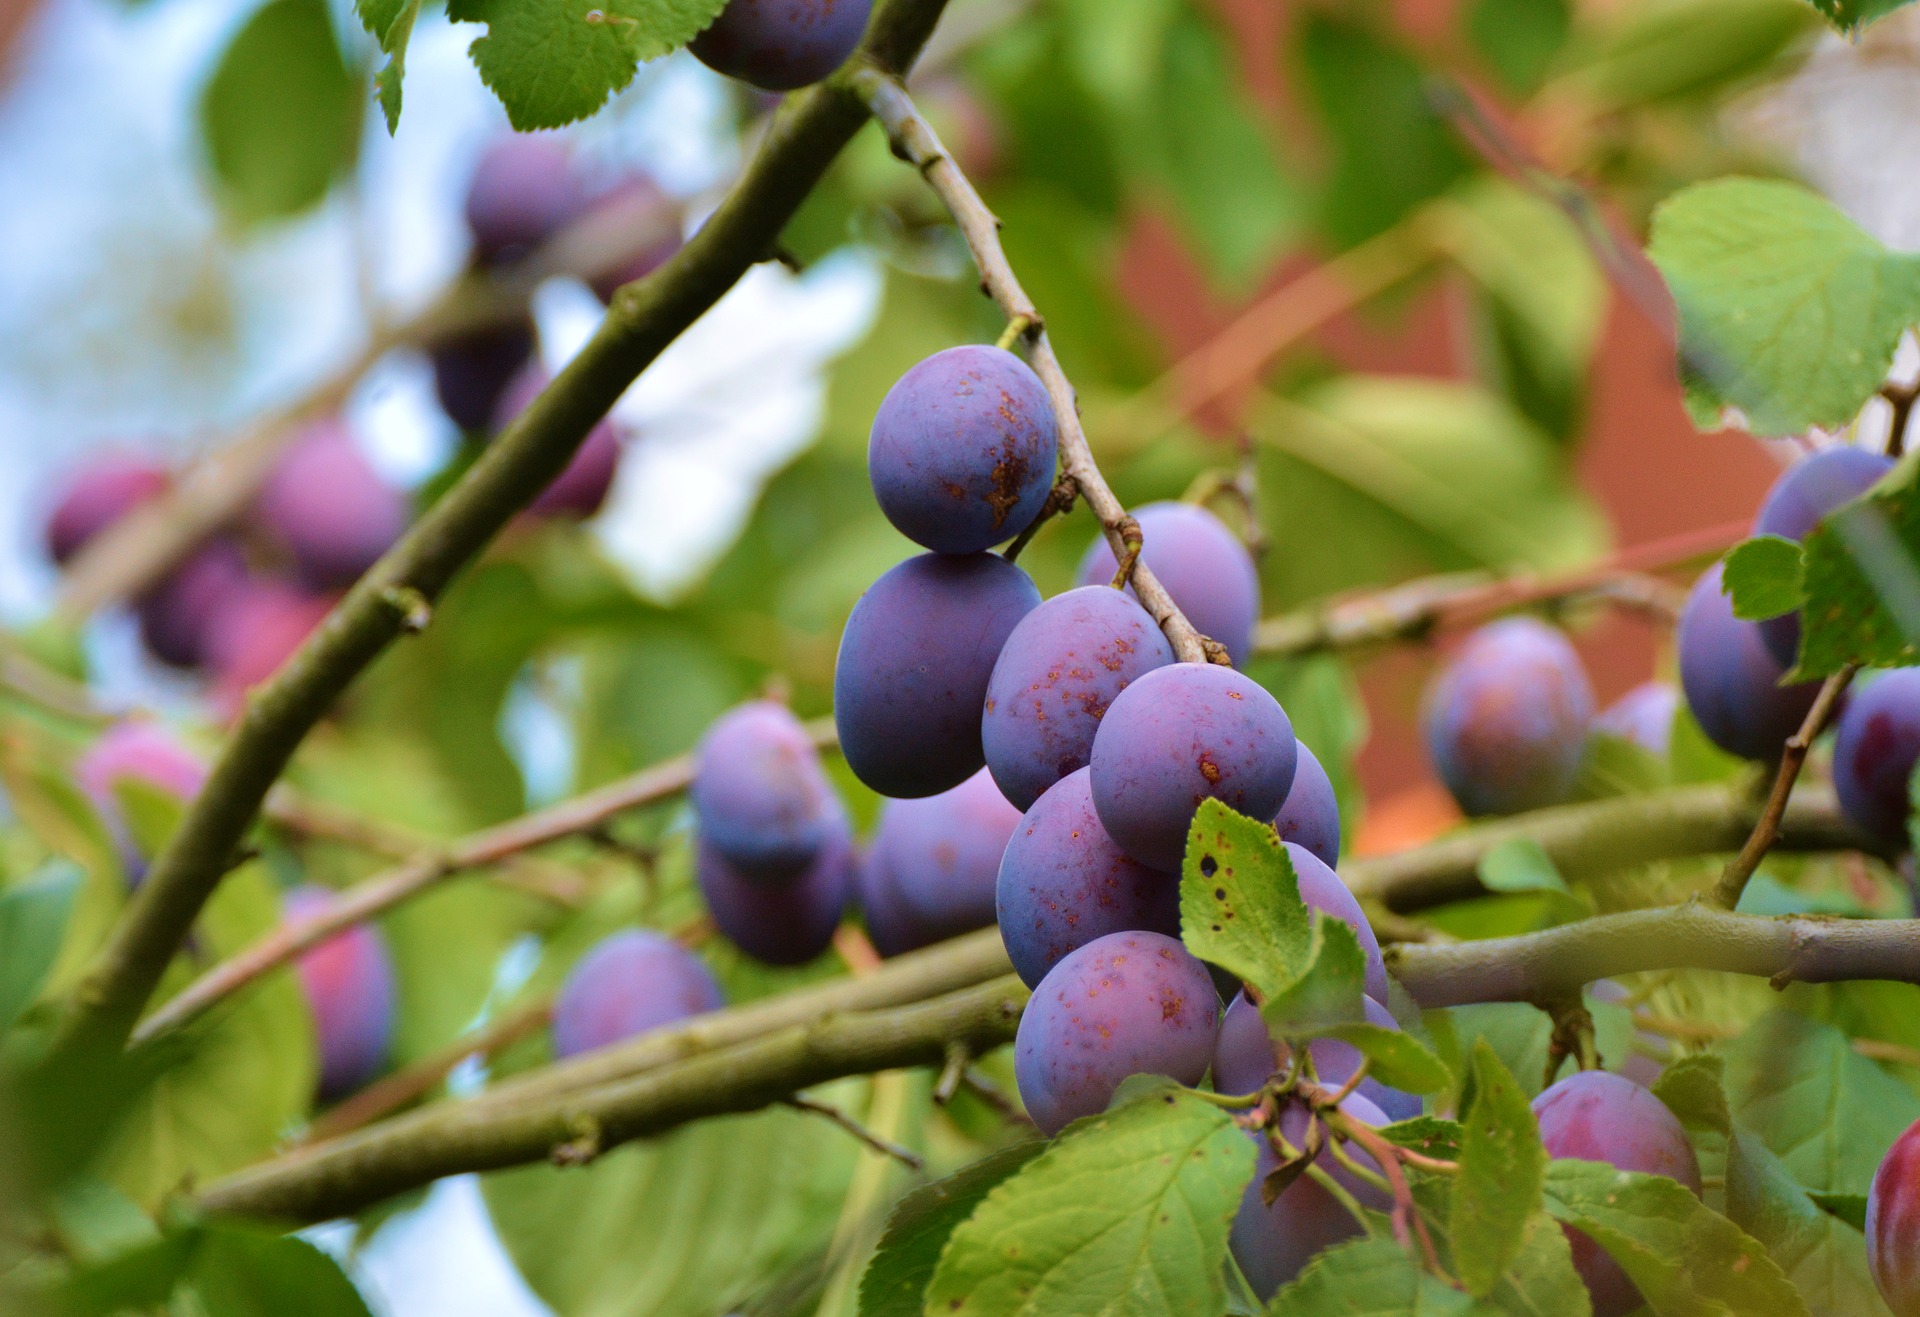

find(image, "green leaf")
[924,1088,1257,1316]
[1379,1116,1465,1162]
[448,0,731,130]
[0,860,80,1031]
[1796,465,1920,677]
[1648,178,1920,438]
[1723,536,1806,621]
[1180,799,1309,1002]
[1259,918,1368,1038]
[1267,1236,1491,1315]
[184,1225,374,1317]
[1726,1128,1890,1315]
[1298,13,1471,246]
[1408,1175,1593,1316]
[1808,1191,1869,1231]
[1806,0,1915,34]
[1452,1042,1547,1298]
[1476,838,1569,895]
[199,0,363,223]
[1543,1158,1809,1315]
[1315,1024,1452,1095]
[485,1103,864,1315]
[1464,0,1571,94]
[1559,0,1816,111]
[1724,1009,1920,1194]
[1650,1054,1732,1139]
[355,0,420,131]
[858,1141,1047,1317]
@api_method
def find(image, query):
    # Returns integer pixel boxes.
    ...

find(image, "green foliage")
[1796,461,1920,676]
[1268,1237,1493,1315]
[355,0,420,131]
[53,1220,372,1317]
[199,0,362,224]
[1452,1043,1547,1297]
[446,0,729,130]
[1650,1053,1733,1139]
[1722,535,1806,622]
[923,1087,1256,1316]
[1648,178,1920,438]
[1465,0,1571,95]
[0,860,80,1032]
[1178,800,1315,1002]
[858,1141,1046,1317]
[1475,838,1570,895]
[1557,0,1815,110]
[1805,0,1916,33]
[1726,1128,1891,1315]
[1543,1158,1808,1314]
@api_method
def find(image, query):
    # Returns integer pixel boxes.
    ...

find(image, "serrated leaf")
[924,1089,1257,1316]
[1316,1024,1452,1095]
[858,1141,1047,1317]
[1267,1236,1491,1315]
[1476,838,1569,895]
[355,0,420,131]
[1452,1043,1547,1298]
[1648,177,1920,438]
[199,0,363,223]
[1544,1158,1809,1315]
[1651,1054,1732,1138]
[1408,1176,1592,1315]
[1726,1128,1890,1315]
[449,0,730,130]
[1181,799,1310,1001]
[1809,1191,1869,1230]
[1722,535,1806,621]
[1796,465,1920,676]
[1379,1116,1465,1162]
[0,860,80,1031]
[1259,917,1368,1038]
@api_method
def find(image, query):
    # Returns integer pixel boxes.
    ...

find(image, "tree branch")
[851,69,1216,664]
[196,974,1027,1225]
[1390,903,1920,1007]
[129,720,834,1046]
[49,0,957,1061]
[1343,781,1886,914]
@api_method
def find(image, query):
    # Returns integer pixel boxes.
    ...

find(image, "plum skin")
[856,768,1020,955]
[1088,662,1297,872]
[1076,501,1261,666]
[1831,669,1920,851]
[867,345,1059,556]
[45,455,170,564]
[1273,740,1340,868]
[833,552,1041,799]
[283,886,397,1101]
[1422,617,1593,817]
[1532,1069,1701,1317]
[995,767,1181,987]
[1229,1091,1391,1300]
[697,824,853,966]
[551,930,724,1059]
[1871,1116,1920,1316]
[1752,447,1894,667]
[1593,681,1679,757]
[1677,563,1820,762]
[491,364,624,519]
[691,700,839,880]
[1013,930,1219,1135]
[690,0,874,92]
[255,421,408,588]
[982,585,1174,811]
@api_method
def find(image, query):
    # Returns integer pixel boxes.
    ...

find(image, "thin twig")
[1882,380,1918,458]
[786,1093,925,1169]
[852,67,1213,664]
[933,1040,969,1105]
[1708,666,1858,909]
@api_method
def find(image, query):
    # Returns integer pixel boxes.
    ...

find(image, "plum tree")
[283,885,397,1101]
[1753,447,1894,667]
[1012,929,1217,1135]
[981,585,1174,810]
[1229,1092,1391,1300]
[1832,669,1920,851]
[135,538,251,670]
[690,0,875,91]
[44,455,169,564]
[432,321,537,433]
[461,136,587,267]
[1533,1069,1701,1316]
[1422,617,1594,817]
[1212,990,1417,1120]
[690,700,839,880]
[1870,1116,1920,1316]
[833,552,1040,798]
[254,421,408,588]
[696,825,854,966]
[856,768,1020,954]
[491,365,624,518]
[1273,740,1340,868]
[1677,562,1821,761]
[1076,502,1261,665]
[994,767,1180,987]
[1593,681,1679,757]
[1088,663,1296,871]
[550,930,725,1059]
[867,345,1058,556]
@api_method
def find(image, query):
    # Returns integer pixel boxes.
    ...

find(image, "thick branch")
[1344,781,1886,913]
[1391,903,1920,1006]
[52,0,955,1059]
[196,974,1027,1225]
[131,720,834,1045]
[851,70,1214,664]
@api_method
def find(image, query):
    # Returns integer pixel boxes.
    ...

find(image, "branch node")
[933,1040,969,1104]
[1107,516,1144,591]
[380,586,433,634]
[550,1113,603,1167]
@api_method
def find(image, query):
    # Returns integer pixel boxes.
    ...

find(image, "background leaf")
[858,1141,1046,1317]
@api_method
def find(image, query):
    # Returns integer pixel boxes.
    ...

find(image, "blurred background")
[3,0,1919,1311]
